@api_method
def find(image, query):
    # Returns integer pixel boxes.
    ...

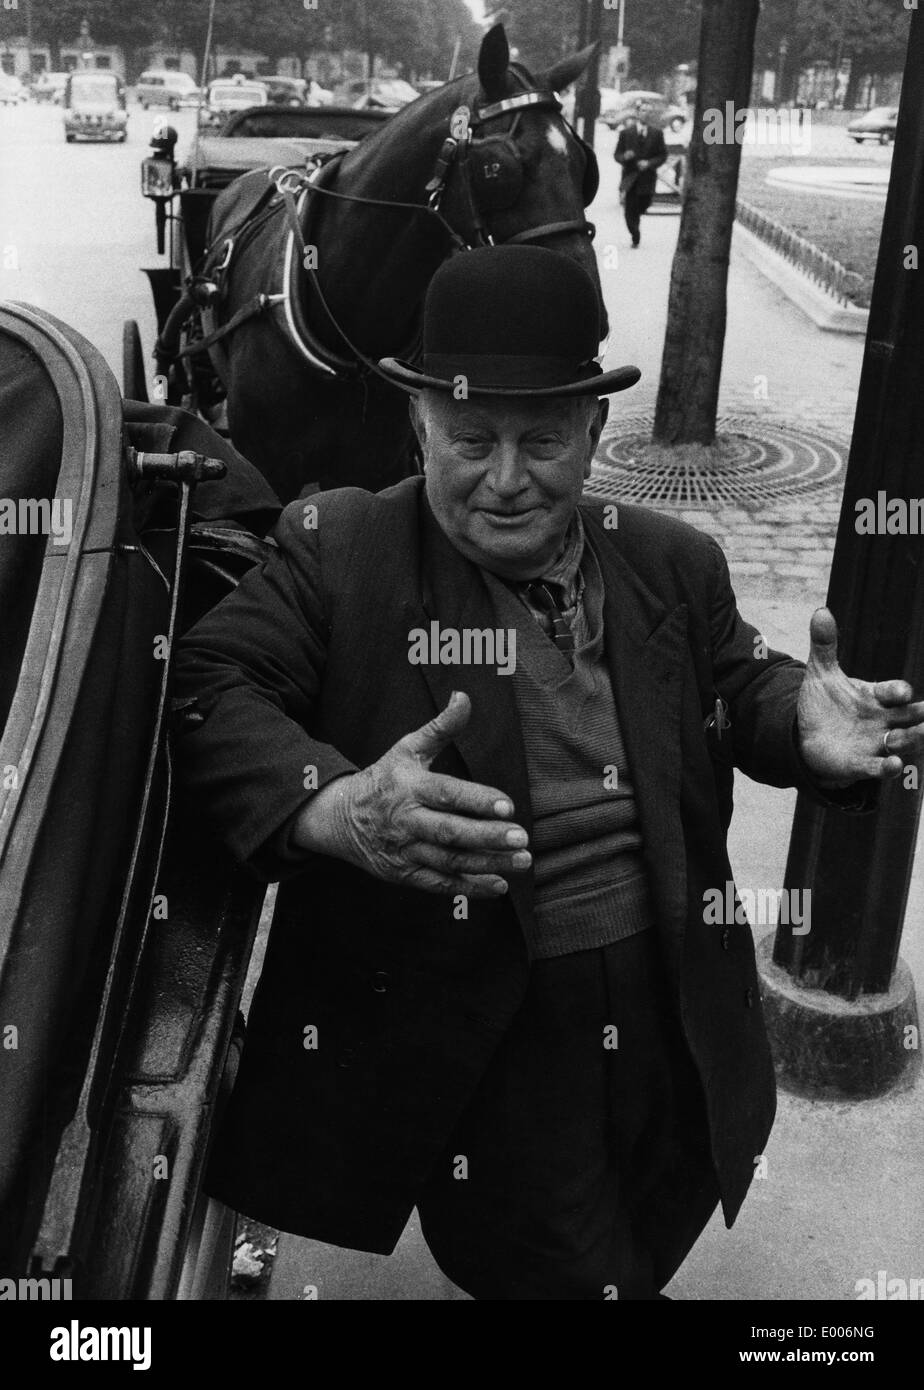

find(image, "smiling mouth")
[480,507,538,524]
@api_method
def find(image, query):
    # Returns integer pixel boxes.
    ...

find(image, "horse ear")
[478,23,510,101]
[538,42,599,95]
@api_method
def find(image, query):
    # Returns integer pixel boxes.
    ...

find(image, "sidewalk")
[267,144,924,1301]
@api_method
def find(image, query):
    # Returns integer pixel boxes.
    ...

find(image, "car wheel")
[850,136,862,143]
[879,131,890,145]
[66,134,75,143]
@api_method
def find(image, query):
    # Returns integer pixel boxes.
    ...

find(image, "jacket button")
[744,987,755,1008]
[371,971,390,994]
[337,1047,357,1068]
[721,928,731,951]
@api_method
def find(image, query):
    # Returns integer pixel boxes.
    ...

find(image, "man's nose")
[487,443,530,496]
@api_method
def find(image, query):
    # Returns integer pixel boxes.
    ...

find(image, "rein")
[180,82,597,380]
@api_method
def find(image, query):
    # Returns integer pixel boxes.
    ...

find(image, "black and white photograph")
[0,0,922,1357]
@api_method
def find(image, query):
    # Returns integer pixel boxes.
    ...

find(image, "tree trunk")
[843,58,863,112]
[652,0,760,445]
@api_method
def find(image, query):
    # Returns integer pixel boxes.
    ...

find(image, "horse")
[197,25,605,503]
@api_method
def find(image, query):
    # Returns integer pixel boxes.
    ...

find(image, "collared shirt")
[511,512,589,647]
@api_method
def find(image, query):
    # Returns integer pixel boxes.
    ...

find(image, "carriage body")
[0,304,280,1296]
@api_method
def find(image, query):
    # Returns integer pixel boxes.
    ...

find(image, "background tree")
[754,0,908,107]
[500,0,701,83]
[652,0,760,446]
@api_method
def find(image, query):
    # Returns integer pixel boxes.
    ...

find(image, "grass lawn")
[735,159,885,307]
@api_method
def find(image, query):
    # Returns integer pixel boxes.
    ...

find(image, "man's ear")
[409,394,427,450]
[583,398,608,478]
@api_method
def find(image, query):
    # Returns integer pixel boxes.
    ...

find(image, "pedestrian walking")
[614,99,668,247]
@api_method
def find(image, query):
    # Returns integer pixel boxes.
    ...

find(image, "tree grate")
[586,414,846,507]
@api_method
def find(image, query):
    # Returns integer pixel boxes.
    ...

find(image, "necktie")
[523,581,575,656]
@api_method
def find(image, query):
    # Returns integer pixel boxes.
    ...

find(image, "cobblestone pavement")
[647,496,841,598]
[585,143,864,609]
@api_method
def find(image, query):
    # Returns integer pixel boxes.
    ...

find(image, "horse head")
[441,24,608,337]
[330,24,608,351]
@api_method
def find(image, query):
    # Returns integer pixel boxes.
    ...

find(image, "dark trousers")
[416,931,719,1300]
[623,184,654,242]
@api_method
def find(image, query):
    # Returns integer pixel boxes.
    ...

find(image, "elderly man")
[174,246,921,1300]
[614,99,668,246]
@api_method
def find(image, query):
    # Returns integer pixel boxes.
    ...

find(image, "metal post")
[757,9,924,1098]
[577,0,589,51]
[576,0,603,149]
[24,0,33,80]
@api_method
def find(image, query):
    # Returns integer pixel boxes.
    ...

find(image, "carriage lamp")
[142,125,179,255]
[141,156,175,200]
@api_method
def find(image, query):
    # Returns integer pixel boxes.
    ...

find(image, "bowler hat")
[378,245,640,397]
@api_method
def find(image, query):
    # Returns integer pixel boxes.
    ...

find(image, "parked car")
[600,89,687,132]
[847,106,898,144]
[333,77,420,110]
[32,71,69,104]
[0,73,28,105]
[64,71,128,143]
[262,75,307,107]
[306,78,334,105]
[136,69,200,111]
[198,75,268,128]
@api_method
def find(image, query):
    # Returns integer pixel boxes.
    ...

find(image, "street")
[0,99,200,378]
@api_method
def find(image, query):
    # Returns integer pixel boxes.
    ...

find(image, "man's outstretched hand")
[797,608,924,788]
[291,691,531,897]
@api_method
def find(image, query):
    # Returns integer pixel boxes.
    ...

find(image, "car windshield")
[71,77,117,102]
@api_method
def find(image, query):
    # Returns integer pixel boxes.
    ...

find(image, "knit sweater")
[481,537,653,959]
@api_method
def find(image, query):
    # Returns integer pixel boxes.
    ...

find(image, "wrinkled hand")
[796,608,924,787]
[293,691,530,897]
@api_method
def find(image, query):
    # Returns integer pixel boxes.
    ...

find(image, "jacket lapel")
[582,507,689,957]
[411,493,535,935]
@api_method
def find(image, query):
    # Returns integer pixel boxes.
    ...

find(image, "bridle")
[270,78,598,256]
[422,88,599,250]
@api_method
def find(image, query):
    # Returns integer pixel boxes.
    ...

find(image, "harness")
[165,78,600,385]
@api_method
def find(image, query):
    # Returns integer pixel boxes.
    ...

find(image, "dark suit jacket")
[614,120,668,199]
[173,477,859,1254]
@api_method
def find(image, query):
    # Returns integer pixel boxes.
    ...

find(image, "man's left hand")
[796,608,924,788]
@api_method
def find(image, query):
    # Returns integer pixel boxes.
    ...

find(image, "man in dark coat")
[614,99,668,246]
[173,246,921,1300]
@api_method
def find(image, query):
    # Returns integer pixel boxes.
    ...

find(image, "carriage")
[127,102,391,416]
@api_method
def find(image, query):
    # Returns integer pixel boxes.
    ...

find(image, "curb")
[732,221,870,335]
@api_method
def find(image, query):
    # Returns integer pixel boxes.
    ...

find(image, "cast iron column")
[758,8,924,1098]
